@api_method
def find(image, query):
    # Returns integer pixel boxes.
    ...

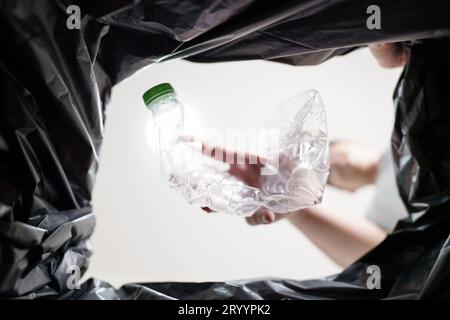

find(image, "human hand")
[369,42,410,68]
[328,140,380,192]
[195,140,288,225]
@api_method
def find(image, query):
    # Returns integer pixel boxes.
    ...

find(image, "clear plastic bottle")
[143,83,329,216]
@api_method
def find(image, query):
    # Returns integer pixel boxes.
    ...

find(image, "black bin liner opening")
[1,0,450,299]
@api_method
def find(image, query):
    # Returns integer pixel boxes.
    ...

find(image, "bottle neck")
[148,93,179,115]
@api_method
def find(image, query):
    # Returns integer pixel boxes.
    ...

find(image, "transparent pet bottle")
[143,84,329,216]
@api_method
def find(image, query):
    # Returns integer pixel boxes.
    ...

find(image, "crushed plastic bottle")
[143,83,329,216]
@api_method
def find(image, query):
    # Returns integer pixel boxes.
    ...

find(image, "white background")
[85,48,402,287]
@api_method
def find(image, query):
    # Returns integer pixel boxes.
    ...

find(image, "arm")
[287,206,386,268]
[247,140,389,268]
[197,140,387,268]
[246,205,386,268]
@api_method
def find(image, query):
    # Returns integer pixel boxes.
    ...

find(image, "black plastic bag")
[1,0,450,299]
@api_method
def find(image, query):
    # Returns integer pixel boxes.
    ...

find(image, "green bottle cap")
[142,83,175,107]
